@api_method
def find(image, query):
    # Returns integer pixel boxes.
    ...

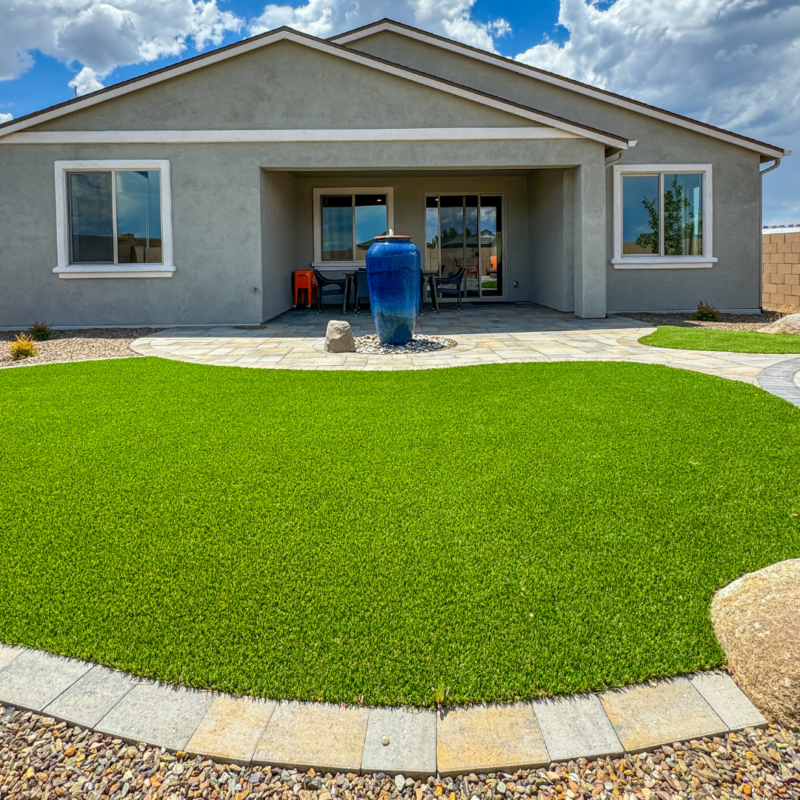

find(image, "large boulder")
[711,559,800,729]
[759,313,800,334]
[324,320,356,353]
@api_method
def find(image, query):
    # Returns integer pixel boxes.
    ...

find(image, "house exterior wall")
[762,229,800,312]
[0,137,603,327]
[346,31,765,313]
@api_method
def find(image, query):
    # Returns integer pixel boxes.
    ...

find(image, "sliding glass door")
[425,194,503,298]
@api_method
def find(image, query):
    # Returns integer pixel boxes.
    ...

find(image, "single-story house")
[0,18,790,327]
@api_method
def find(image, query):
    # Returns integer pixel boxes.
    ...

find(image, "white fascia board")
[2,127,581,145]
[332,22,787,160]
[0,30,627,150]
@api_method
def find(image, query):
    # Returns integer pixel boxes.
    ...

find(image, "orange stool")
[293,270,317,307]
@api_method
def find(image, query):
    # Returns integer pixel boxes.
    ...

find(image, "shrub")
[695,300,719,321]
[10,333,38,360]
[27,321,52,341]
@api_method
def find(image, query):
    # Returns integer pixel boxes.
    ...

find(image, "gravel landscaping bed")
[1,705,797,800]
[621,312,783,331]
[0,328,161,368]
[354,334,457,354]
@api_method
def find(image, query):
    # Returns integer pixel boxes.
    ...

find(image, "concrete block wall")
[763,228,800,312]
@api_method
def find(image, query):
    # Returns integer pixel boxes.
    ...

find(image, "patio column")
[573,157,607,319]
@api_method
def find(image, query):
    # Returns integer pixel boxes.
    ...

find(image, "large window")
[313,187,393,265]
[69,170,162,264]
[612,164,715,269]
[54,160,174,279]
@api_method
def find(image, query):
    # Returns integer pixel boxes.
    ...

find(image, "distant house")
[0,18,790,327]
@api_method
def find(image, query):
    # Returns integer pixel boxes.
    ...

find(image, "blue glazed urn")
[365,233,421,345]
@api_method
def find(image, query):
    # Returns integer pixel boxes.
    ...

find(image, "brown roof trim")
[331,18,788,158]
[0,25,629,148]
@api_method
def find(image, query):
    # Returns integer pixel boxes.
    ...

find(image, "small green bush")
[27,321,52,341]
[695,300,719,321]
[10,333,38,360]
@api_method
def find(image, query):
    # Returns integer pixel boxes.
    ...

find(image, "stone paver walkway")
[132,305,800,391]
[0,644,766,775]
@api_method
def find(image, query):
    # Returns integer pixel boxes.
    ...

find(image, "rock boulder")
[711,559,800,729]
[758,313,800,334]
[324,320,356,353]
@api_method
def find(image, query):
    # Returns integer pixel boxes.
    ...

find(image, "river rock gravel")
[0,328,161,368]
[1,704,798,799]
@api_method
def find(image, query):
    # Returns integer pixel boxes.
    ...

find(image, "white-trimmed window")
[612,164,716,269]
[312,187,394,267]
[54,160,175,279]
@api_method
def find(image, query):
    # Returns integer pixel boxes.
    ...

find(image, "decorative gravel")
[621,311,783,332]
[354,334,457,354]
[1,705,798,800]
[0,328,161,368]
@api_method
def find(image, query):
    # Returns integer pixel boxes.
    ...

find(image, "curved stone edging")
[0,644,766,776]
[757,358,800,407]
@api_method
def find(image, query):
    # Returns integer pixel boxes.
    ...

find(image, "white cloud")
[69,67,104,97]
[249,0,510,53]
[515,0,800,224]
[0,0,243,92]
[0,112,12,123]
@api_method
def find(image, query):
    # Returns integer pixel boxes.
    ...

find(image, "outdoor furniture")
[293,269,317,308]
[420,270,440,313]
[313,269,351,314]
[353,268,370,315]
[435,267,466,311]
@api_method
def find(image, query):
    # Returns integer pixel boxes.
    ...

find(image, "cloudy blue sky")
[1,0,798,224]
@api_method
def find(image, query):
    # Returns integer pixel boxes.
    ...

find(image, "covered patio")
[131,304,794,384]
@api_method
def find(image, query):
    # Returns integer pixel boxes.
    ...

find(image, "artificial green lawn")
[640,325,800,353]
[2,358,799,707]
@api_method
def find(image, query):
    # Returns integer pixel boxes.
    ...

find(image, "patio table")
[420,270,440,314]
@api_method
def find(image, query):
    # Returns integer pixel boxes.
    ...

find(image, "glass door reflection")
[426,194,503,299]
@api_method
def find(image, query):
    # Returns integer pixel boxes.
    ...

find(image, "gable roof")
[0,27,631,149]
[331,19,788,161]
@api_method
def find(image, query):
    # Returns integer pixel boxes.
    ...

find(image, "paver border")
[0,644,767,776]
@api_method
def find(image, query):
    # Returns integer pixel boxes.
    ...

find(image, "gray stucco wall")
[30,40,536,133]
[348,31,766,312]
[260,171,297,320]
[528,169,574,312]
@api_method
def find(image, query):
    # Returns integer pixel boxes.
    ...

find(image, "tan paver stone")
[600,678,727,752]
[253,702,369,772]
[437,704,549,775]
[187,696,276,763]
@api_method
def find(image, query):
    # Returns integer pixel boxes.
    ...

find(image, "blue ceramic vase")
[365,234,421,345]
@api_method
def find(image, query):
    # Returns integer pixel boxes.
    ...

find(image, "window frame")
[53,159,175,279]
[611,163,716,269]
[312,186,394,268]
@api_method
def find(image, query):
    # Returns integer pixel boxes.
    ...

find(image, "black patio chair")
[435,267,466,311]
[313,269,350,314]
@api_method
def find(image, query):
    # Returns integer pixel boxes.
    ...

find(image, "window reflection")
[69,172,114,263]
[664,173,702,256]
[321,195,353,261]
[116,171,162,264]
[355,195,387,259]
[622,175,660,255]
